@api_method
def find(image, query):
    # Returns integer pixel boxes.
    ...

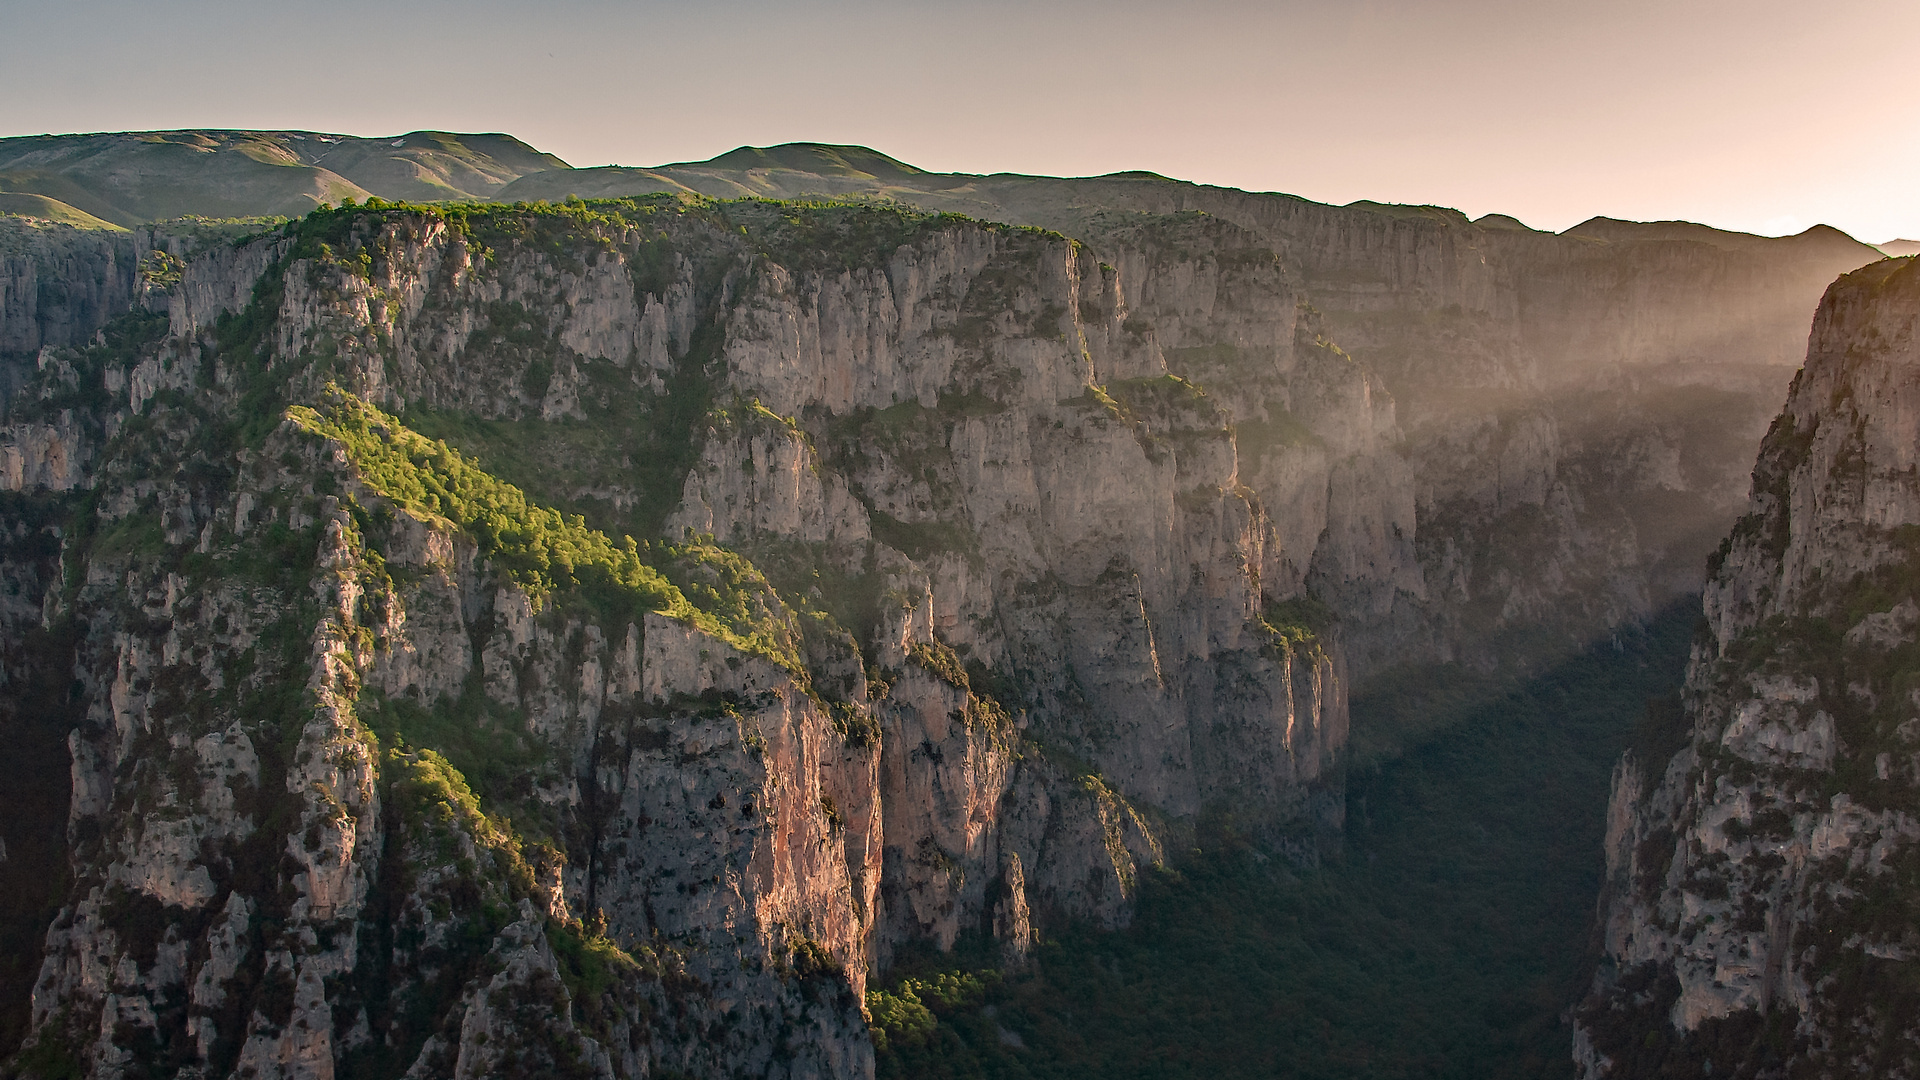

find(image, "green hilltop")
[0,129,1889,270]
[0,129,566,226]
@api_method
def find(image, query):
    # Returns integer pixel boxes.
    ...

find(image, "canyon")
[0,132,1898,1078]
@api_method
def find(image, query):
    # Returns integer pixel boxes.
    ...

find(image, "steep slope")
[0,132,1892,1076]
[1577,256,1920,1077]
[1,214,279,402]
[858,600,1698,1080]
[0,197,1347,1078]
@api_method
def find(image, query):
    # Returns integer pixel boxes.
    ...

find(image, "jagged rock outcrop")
[0,197,1342,1079]
[1577,256,1920,1077]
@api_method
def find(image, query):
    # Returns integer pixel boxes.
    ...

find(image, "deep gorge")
[0,131,1908,1079]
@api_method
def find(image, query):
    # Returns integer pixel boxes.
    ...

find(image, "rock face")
[0,160,1883,1079]
[936,197,1879,676]
[0,221,138,359]
[502,149,1884,676]
[0,198,1340,1079]
[1576,256,1920,1077]
[5,137,1886,680]
[0,131,568,227]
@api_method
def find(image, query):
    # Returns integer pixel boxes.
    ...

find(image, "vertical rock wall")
[0,200,1347,1079]
[1577,257,1920,1077]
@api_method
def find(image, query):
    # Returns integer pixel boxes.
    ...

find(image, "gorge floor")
[868,600,1698,1080]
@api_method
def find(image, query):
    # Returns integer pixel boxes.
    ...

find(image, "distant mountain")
[0,131,1889,678]
[1564,215,1875,260]
[0,191,121,230]
[0,130,566,226]
[0,130,1887,284]
[505,143,1885,285]
[492,141,983,203]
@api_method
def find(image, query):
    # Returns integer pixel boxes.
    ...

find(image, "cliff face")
[1576,257,1920,1078]
[0,198,1341,1079]
[7,136,1883,682]
[504,153,1881,677]
[957,185,1877,676]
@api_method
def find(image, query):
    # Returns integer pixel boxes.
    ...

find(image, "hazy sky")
[5,0,1918,240]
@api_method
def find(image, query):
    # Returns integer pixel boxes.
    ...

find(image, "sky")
[4,0,1918,240]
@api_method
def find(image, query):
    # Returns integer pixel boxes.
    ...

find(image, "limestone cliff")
[0,197,1339,1079]
[0,149,1880,1076]
[8,135,1884,682]
[0,221,137,361]
[1576,256,1920,1077]
[501,147,1882,677]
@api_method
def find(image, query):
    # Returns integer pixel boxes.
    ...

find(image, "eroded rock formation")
[1577,256,1920,1077]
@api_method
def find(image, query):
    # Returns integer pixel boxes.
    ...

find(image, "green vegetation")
[867,600,1697,1080]
[0,130,567,226]
[1103,373,1209,415]
[719,198,989,272]
[654,539,808,675]
[547,915,652,1036]
[1260,594,1334,655]
[335,745,537,1079]
[869,969,1001,1055]
[289,386,678,611]
[383,744,538,889]
[1342,201,1474,228]
[289,387,804,671]
[400,353,715,545]
[283,187,1009,283]
[908,639,971,688]
[360,686,547,814]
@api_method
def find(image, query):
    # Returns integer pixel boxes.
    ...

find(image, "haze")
[4,0,1917,241]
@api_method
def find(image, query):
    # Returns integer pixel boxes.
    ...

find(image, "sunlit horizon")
[5,0,1917,242]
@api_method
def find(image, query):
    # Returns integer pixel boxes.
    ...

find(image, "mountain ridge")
[0,132,1888,682]
[0,131,1885,259]
[0,129,567,226]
